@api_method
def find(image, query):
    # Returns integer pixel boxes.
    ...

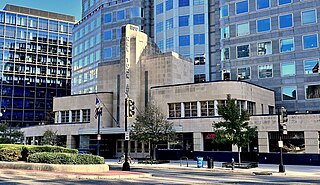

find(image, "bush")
[27,152,105,165]
[0,147,22,162]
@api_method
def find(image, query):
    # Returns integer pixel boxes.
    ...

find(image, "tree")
[130,104,176,160]
[212,95,257,163]
[0,121,24,144]
[42,129,58,145]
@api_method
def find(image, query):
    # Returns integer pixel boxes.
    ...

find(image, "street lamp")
[95,103,103,156]
[122,97,130,171]
[277,106,286,173]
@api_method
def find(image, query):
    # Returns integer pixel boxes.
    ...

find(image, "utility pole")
[278,106,285,173]
[122,97,130,171]
[96,103,103,156]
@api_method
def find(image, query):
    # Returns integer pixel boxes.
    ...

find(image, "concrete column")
[80,110,83,122]
[304,131,319,154]
[258,131,269,153]
[197,101,201,117]
[193,132,204,151]
[244,101,248,110]
[214,100,218,116]
[66,135,76,149]
[69,110,72,122]
[32,136,35,145]
[181,102,185,117]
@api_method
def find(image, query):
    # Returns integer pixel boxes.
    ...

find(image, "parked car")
[78,151,92,155]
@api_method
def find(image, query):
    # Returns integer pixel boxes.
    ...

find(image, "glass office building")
[72,0,153,95]
[154,0,210,82]
[210,0,320,113]
[0,5,75,127]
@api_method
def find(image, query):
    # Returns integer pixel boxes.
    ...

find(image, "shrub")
[27,152,105,165]
[0,147,22,162]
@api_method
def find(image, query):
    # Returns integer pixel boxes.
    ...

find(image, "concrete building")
[0,5,74,127]
[71,0,154,95]
[209,0,320,113]
[154,0,210,83]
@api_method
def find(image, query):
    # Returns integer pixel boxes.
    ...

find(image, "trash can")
[207,157,214,169]
[197,157,204,168]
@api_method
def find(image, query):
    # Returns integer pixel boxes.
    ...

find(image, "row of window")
[104,7,142,24]
[71,85,97,95]
[83,0,96,12]
[157,33,205,50]
[156,14,205,33]
[221,0,300,17]
[103,46,121,59]
[222,34,319,60]
[103,28,122,41]
[283,85,320,101]
[73,33,101,56]
[73,17,100,41]
[73,50,101,71]
[1,74,70,86]
[72,69,98,86]
[58,109,90,123]
[221,9,317,39]
[156,0,204,15]
[0,12,72,33]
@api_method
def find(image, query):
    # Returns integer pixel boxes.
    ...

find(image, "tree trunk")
[238,146,241,164]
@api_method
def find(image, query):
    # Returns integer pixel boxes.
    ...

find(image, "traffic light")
[128,98,135,118]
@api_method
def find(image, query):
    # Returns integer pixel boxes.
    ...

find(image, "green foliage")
[42,130,58,145]
[0,122,24,144]
[27,152,104,165]
[0,147,22,162]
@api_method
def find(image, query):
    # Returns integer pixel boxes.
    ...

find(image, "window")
[236,0,248,14]
[179,35,190,46]
[179,0,189,7]
[83,0,89,11]
[194,74,206,83]
[72,110,81,122]
[166,18,173,30]
[302,10,317,25]
[104,13,112,23]
[259,64,273,78]
[194,0,204,5]
[104,47,112,58]
[306,85,320,99]
[184,102,197,117]
[0,12,4,23]
[237,22,249,36]
[278,0,291,5]
[169,103,181,117]
[281,61,295,77]
[257,0,269,9]
[221,26,230,39]
[194,34,205,45]
[166,37,174,49]
[194,14,204,25]
[303,34,318,50]
[194,54,205,65]
[156,3,164,14]
[17,15,27,27]
[279,14,293,29]
[238,67,251,80]
[82,109,90,122]
[117,10,125,21]
[130,7,141,18]
[61,111,69,123]
[257,41,272,55]
[221,48,230,60]
[116,28,122,38]
[49,20,58,32]
[304,59,319,74]
[166,0,173,10]
[200,101,214,116]
[237,44,249,58]
[5,13,16,25]
[28,17,38,28]
[280,38,294,53]
[220,5,229,17]
[179,15,189,27]
[104,30,112,41]
[157,40,164,51]
[257,18,270,32]
[156,22,163,33]
[282,86,297,100]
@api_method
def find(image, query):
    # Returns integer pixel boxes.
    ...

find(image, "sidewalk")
[105,159,320,177]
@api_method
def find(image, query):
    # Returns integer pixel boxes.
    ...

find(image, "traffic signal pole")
[278,106,285,173]
[122,97,130,171]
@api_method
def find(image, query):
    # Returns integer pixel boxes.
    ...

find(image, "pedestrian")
[231,158,235,171]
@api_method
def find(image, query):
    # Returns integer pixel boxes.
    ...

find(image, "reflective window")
[259,64,273,78]
[179,35,190,46]
[304,59,319,74]
[194,74,206,83]
[194,0,204,5]
[130,7,141,17]
[257,0,269,9]
[194,34,205,45]
[166,0,173,10]
[257,41,272,55]
[117,10,125,21]
[49,20,58,32]
[237,22,249,36]
[221,26,230,39]
[281,61,295,77]
[220,5,229,17]
[83,0,89,11]
[236,0,248,14]
[279,14,293,29]
[0,25,3,37]
[237,44,249,58]
[116,46,120,57]
[104,13,112,23]
[28,17,38,28]
[221,48,230,60]
[306,85,320,99]
[302,10,317,25]
[179,15,189,27]
[179,0,189,7]
[194,14,204,25]
[166,18,173,30]
[156,3,164,14]
[156,22,163,33]
[166,37,174,49]
[5,26,16,38]
[17,15,27,26]
[280,38,294,53]
[116,28,122,38]
[194,54,205,65]
[303,34,318,50]
[257,18,270,32]
[5,13,16,25]
[60,22,68,33]
[157,40,164,51]
[278,0,291,5]
[238,67,251,80]
[0,12,4,23]
[39,19,48,30]
[282,86,296,100]
[104,47,112,58]
[104,30,112,41]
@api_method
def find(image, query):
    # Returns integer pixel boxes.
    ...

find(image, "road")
[0,167,319,184]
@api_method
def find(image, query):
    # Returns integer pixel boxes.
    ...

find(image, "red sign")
[206,133,217,139]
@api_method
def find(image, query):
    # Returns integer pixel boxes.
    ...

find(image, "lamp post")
[277,106,285,173]
[96,105,103,156]
[122,97,130,171]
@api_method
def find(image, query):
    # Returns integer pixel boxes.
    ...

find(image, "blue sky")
[0,0,82,21]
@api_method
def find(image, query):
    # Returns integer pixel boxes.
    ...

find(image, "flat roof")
[4,4,75,22]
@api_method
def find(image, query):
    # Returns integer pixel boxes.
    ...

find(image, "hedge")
[0,147,21,162]
[0,144,78,161]
[27,152,105,165]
